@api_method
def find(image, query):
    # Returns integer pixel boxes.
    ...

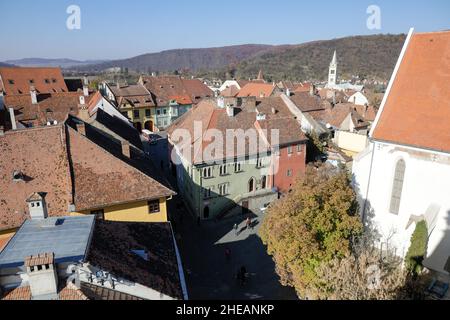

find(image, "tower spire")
[257,69,264,81]
[331,50,337,65]
[328,50,338,87]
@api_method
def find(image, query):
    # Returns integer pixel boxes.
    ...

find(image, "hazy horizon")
[0,0,449,61]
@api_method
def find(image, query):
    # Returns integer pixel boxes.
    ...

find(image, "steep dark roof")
[87,220,184,300]
[90,108,143,150]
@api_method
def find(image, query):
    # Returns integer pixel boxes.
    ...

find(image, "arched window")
[261,176,267,189]
[248,178,255,193]
[389,159,406,215]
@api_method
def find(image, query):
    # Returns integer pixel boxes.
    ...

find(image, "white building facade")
[352,28,450,275]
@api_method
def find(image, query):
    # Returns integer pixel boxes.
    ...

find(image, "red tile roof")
[0,120,175,231]
[220,85,239,97]
[289,92,331,113]
[67,124,175,211]
[4,92,93,127]
[372,31,450,153]
[109,84,155,108]
[0,126,73,231]
[0,236,12,252]
[140,76,212,106]
[167,97,307,164]
[2,282,88,300]
[320,103,371,129]
[0,67,68,95]
[237,82,278,98]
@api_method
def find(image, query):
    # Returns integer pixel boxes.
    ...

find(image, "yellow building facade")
[121,105,156,132]
[73,197,169,223]
[0,197,170,250]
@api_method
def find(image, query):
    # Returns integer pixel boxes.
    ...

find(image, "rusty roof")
[372,31,450,153]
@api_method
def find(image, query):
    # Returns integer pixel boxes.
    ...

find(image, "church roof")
[371,30,450,153]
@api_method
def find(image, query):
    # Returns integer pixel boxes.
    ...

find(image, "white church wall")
[353,141,450,274]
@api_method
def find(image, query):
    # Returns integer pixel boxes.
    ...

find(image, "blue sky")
[0,0,448,61]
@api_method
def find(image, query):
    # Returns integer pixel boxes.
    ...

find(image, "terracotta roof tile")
[0,67,68,95]
[0,119,175,231]
[24,252,54,267]
[66,118,175,211]
[168,97,307,164]
[0,125,72,231]
[289,92,331,113]
[4,92,94,127]
[140,76,212,106]
[372,31,450,153]
[109,84,155,108]
[237,83,278,98]
[2,282,88,300]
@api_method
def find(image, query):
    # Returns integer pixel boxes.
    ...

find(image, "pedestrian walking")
[233,223,238,236]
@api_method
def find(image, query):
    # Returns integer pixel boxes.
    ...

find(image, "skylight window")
[131,249,149,261]
[8,79,14,85]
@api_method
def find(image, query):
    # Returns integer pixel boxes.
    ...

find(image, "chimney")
[25,253,58,300]
[83,85,89,97]
[0,125,4,136]
[271,107,276,114]
[30,86,38,104]
[309,84,315,96]
[226,104,235,117]
[8,107,17,130]
[26,192,48,220]
[121,140,130,158]
[286,88,291,97]
[256,113,266,121]
[116,82,120,90]
[76,123,86,136]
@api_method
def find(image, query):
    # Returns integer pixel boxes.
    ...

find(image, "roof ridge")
[66,125,175,207]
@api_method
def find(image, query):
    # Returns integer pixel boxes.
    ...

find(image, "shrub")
[405,221,428,275]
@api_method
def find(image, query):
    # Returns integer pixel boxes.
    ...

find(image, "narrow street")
[143,133,298,300]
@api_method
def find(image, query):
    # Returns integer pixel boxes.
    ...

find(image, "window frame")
[389,159,406,215]
[148,199,160,214]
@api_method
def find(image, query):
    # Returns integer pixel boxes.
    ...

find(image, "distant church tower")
[328,50,337,86]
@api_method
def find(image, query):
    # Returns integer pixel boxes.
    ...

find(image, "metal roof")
[0,216,95,268]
